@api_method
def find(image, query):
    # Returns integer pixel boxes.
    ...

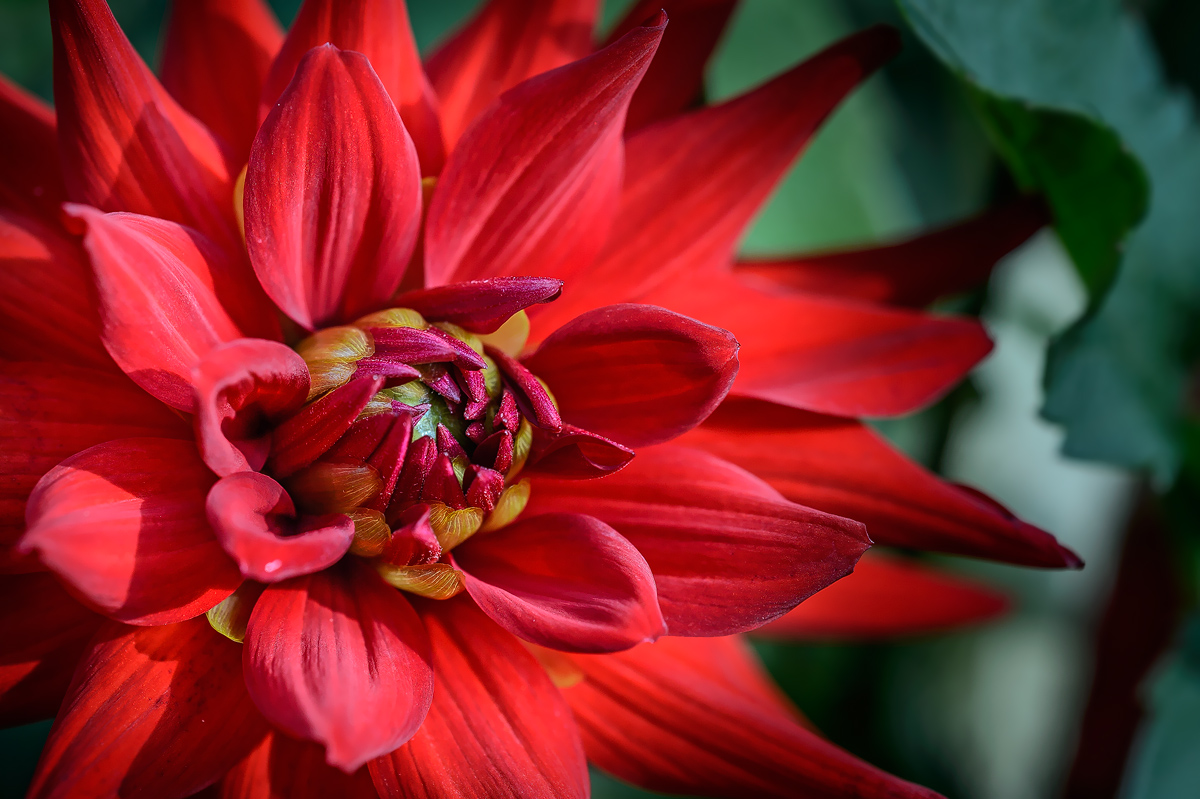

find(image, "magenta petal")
[207,472,354,583]
[455,512,664,653]
[393,276,564,333]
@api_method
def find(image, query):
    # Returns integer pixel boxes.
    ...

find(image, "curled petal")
[207,472,354,583]
[525,424,635,479]
[267,376,384,479]
[20,438,241,625]
[0,76,65,219]
[394,276,564,334]
[524,304,739,447]
[246,44,422,329]
[455,512,664,653]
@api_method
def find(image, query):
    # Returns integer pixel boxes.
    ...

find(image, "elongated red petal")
[0,573,102,727]
[192,339,311,477]
[455,512,664,653]
[207,472,354,583]
[525,304,738,447]
[649,271,992,417]
[221,733,379,799]
[161,0,284,166]
[243,561,433,771]
[753,552,1009,640]
[528,446,868,635]
[681,398,1082,567]
[65,205,249,411]
[246,44,422,330]
[424,16,665,286]
[50,0,238,247]
[0,364,188,573]
[737,198,1049,307]
[566,636,942,799]
[393,276,563,333]
[20,438,241,624]
[27,618,270,799]
[0,76,65,219]
[525,424,635,479]
[424,0,599,149]
[267,376,383,479]
[262,0,443,174]
[608,0,739,132]
[0,208,109,370]
[369,598,588,799]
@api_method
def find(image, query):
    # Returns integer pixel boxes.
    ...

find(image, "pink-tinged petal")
[454,512,664,653]
[0,364,189,574]
[393,276,563,334]
[65,205,248,411]
[608,0,739,132]
[752,551,1009,640]
[261,0,443,174]
[524,304,739,447]
[486,346,562,430]
[221,733,379,799]
[192,339,310,477]
[737,198,1049,307]
[566,636,943,799]
[681,398,1082,567]
[424,0,599,149]
[424,16,665,287]
[243,560,433,771]
[0,573,102,727]
[525,424,635,479]
[648,271,993,417]
[0,208,109,370]
[27,618,270,799]
[161,0,284,166]
[207,472,354,583]
[538,26,900,324]
[245,45,422,330]
[527,446,868,636]
[20,438,242,625]
[0,76,65,219]
[50,0,238,247]
[267,376,383,479]
[369,597,588,799]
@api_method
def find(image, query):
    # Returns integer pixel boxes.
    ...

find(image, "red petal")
[27,618,270,799]
[0,573,102,727]
[267,376,383,479]
[681,398,1082,567]
[524,304,739,447]
[243,560,433,771]
[261,0,444,174]
[753,551,1009,640]
[221,733,379,799]
[50,0,238,247]
[527,446,868,636]
[525,423,635,479]
[424,16,665,286]
[565,635,942,799]
[245,44,423,330]
[369,597,588,799]
[649,271,993,417]
[20,437,242,624]
[207,472,354,583]
[393,276,564,334]
[424,0,599,149]
[65,205,248,411]
[192,338,311,477]
[0,76,65,220]
[454,512,664,653]
[608,0,739,132]
[161,0,284,166]
[0,364,189,574]
[0,207,109,370]
[737,198,1049,307]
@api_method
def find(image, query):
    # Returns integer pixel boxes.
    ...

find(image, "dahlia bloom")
[0,0,1080,797]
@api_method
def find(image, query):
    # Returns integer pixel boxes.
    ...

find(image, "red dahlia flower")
[0,1,1080,797]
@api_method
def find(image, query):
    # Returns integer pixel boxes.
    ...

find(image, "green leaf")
[899,0,1200,484]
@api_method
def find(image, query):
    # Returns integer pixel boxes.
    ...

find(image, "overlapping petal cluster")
[0,1,1080,798]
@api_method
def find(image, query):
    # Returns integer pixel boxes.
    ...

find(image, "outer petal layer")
[27,618,270,799]
[369,598,589,799]
[527,446,869,636]
[221,733,379,799]
[20,438,241,625]
[0,76,65,219]
[245,44,422,330]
